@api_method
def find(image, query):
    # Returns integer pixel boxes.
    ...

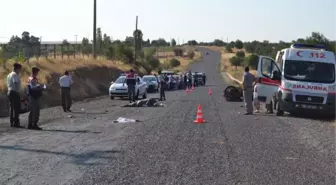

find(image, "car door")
[257,56,281,102]
[137,77,144,95]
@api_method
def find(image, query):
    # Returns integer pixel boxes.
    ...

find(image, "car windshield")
[284,60,335,83]
[142,77,157,82]
[115,76,126,83]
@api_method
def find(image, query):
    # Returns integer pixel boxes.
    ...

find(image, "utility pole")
[134,15,138,63]
[93,0,97,59]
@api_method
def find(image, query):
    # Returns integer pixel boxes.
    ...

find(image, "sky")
[1,0,335,43]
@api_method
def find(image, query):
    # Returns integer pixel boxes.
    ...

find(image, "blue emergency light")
[291,43,327,50]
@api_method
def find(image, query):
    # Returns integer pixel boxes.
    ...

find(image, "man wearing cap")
[126,69,136,103]
[7,63,23,128]
[59,70,73,112]
[27,67,44,130]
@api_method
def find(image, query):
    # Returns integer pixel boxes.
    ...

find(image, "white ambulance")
[255,44,336,116]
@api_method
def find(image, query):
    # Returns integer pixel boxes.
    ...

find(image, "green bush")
[187,51,195,59]
[169,58,181,67]
[229,56,243,69]
[236,51,245,58]
[244,54,259,70]
[225,46,233,53]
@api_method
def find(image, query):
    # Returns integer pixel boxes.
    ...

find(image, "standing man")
[158,70,166,101]
[27,67,44,130]
[126,69,136,103]
[59,71,73,112]
[202,73,206,86]
[7,63,23,128]
[242,67,256,115]
[187,71,192,88]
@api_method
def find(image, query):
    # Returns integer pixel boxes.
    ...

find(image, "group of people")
[6,63,73,130]
[182,71,206,88]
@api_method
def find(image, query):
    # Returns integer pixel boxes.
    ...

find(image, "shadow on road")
[0,145,123,165]
[41,129,102,134]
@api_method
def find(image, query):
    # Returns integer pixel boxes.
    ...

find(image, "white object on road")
[113,117,140,123]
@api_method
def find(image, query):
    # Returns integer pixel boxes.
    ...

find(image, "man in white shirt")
[59,71,73,112]
[7,63,23,128]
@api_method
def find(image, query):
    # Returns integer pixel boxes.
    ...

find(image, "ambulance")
[255,43,336,116]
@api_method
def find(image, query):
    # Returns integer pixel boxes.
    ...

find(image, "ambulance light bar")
[291,43,327,50]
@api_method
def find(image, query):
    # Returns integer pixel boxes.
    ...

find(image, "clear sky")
[1,0,335,43]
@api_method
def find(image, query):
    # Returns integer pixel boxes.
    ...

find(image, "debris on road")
[112,117,140,123]
[121,98,164,107]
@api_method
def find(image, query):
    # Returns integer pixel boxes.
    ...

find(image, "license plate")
[298,104,317,109]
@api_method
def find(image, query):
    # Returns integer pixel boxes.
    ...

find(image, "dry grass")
[202,46,256,82]
[0,55,132,92]
[158,50,202,73]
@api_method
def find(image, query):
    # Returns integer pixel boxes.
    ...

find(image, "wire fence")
[0,43,93,62]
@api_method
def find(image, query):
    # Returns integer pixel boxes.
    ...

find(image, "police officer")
[7,63,23,128]
[202,73,206,86]
[242,67,256,115]
[27,67,44,130]
[158,70,166,101]
[187,71,192,88]
[59,70,73,112]
[126,69,136,103]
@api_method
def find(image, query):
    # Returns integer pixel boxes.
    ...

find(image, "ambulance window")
[261,58,279,78]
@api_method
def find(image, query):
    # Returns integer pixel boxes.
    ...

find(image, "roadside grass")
[0,55,133,92]
[202,46,256,82]
[159,50,202,73]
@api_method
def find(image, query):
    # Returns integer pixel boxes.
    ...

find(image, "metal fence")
[0,43,92,62]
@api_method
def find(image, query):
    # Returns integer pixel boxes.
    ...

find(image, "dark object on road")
[121,98,164,107]
[223,86,243,101]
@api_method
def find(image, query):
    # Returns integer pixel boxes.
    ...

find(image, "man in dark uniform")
[202,73,206,85]
[27,67,44,130]
[158,70,166,101]
[242,67,256,115]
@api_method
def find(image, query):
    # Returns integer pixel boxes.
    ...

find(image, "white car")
[109,75,147,100]
[142,75,159,92]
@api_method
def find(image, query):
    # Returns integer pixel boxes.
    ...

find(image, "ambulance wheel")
[110,96,114,100]
[275,101,284,116]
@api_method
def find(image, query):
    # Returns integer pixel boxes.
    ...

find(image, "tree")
[236,51,245,58]
[244,54,259,70]
[103,34,112,48]
[229,56,243,69]
[81,37,91,55]
[235,39,243,49]
[96,28,103,53]
[171,39,177,47]
[226,45,233,53]
[169,58,181,67]
[133,29,143,53]
[62,39,69,45]
[213,39,225,46]
[187,40,198,46]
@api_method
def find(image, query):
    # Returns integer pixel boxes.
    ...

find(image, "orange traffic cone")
[208,88,212,95]
[192,84,195,90]
[186,86,189,93]
[194,104,205,124]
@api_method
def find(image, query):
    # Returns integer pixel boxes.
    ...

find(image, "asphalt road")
[0,48,334,185]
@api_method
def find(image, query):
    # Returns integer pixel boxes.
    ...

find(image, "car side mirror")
[111,81,114,84]
[271,71,281,81]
